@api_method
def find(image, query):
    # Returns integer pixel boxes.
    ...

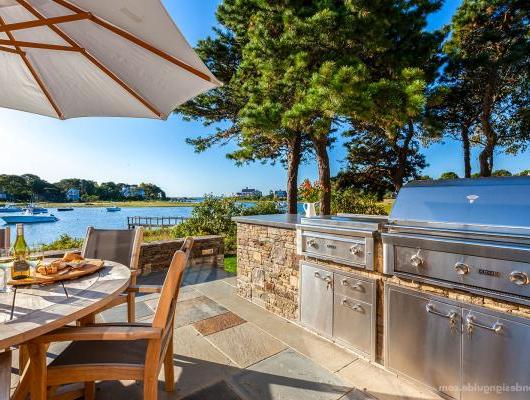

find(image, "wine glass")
[29,245,45,277]
[0,249,13,293]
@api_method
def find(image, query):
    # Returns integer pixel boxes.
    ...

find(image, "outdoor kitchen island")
[234,177,530,400]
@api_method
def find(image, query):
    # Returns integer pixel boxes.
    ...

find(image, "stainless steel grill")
[297,215,386,270]
[383,177,530,305]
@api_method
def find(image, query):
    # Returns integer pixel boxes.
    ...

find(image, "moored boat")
[106,206,121,212]
[57,208,74,211]
[0,203,22,213]
[1,214,58,224]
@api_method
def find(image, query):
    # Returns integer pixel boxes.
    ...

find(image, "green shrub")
[41,234,84,251]
[331,189,388,215]
[143,195,281,252]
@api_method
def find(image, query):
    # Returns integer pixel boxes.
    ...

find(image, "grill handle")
[466,314,503,335]
[426,303,458,326]
[341,279,363,290]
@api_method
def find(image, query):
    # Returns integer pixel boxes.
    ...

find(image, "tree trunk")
[479,79,496,177]
[313,137,331,216]
[286,133,302,214]
[392,120,415,193]
[461,126,471,178]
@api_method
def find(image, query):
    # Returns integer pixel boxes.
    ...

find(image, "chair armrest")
[126,285,163,294]
[30,325,162,343]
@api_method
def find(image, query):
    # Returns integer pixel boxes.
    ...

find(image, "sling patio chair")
[27,237,194,400]
[81,226,144,323]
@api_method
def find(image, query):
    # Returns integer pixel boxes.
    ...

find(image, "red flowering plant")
[298,179,322,203]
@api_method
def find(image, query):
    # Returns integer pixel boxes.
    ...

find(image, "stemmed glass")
[0,248,12,293]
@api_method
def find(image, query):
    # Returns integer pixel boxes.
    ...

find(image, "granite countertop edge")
[232,214,301,230]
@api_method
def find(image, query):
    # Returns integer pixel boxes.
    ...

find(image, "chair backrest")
[81,227,143,271]
[152,237,194,332]
[0,227,10,257]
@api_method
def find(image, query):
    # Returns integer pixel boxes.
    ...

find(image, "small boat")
[106,206,121,212]
[0,203,22,213]
[23,203,48,214]
[1,214,58,224]
[57,207,74,211]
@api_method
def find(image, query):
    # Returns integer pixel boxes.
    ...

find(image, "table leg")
[0,350,11,400]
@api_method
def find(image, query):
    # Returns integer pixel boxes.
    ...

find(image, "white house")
[236,187,262,198]
[121,185,146,198]
[0,192,7,200]
[65,188,80,202]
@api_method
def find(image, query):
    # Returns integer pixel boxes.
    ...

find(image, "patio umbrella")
[0,0,221,119]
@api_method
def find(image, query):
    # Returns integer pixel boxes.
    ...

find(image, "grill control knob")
[410,251,424,268]
[307,239,318,248]
[509,271,529,286]
[350,245,363,256]
[454,262,470,275]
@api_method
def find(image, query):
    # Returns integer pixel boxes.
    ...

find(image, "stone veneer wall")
[236,221,530,364]
[42,235,224,273]
[236,223,301,319]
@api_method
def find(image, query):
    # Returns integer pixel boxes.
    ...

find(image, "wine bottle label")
[13,260,30,273]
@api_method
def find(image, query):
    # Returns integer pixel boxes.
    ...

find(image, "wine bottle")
[11,224,30,280]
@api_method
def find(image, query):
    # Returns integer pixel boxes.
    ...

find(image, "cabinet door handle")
[341,279,363,290]
[466,315,503,335]
[314,272,333,287]
[341,299,364,312]
[426,303,458,329]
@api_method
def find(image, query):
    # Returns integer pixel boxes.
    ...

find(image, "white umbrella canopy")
[0,0,221,119]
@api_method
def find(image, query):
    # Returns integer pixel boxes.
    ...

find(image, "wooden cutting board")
[8,259,105,286]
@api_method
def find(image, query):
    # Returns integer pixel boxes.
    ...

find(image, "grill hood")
[388,177,530,237]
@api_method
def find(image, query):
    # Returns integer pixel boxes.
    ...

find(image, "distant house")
[236,187,262,198]
[121,185,146,198]
[65,188,80,202]
[274,190,287,198]
[0,191,7,200]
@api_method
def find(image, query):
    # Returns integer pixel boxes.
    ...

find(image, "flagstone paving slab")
[251,310,358,372]
[171,325,239,398]
[193,311,246,336]
[206,322,286,368]
[100,300,154,323]
[174,295,228,328]
[336,359,444,400]
[181,380,242,400]
[228,349,353,400]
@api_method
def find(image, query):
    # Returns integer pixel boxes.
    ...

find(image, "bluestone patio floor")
[10,264,443,400]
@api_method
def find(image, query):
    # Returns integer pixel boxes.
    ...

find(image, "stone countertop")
[232,214,301,230]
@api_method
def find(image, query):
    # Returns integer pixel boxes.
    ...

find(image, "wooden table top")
[0,260,130,350]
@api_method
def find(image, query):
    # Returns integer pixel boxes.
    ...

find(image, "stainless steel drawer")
[394,246,530,299]
[334,273,374,304]
[302,232,366,266]
[333,295,373,356]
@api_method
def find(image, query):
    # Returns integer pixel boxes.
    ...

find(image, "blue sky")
[0,0,527,196]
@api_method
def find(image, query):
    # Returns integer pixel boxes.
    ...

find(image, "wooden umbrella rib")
[0,12,91,33]
[15,0,163,118]
[0,39,81,51]
[0,45,22,55]
[0,16,63,119]
[51,0,213,83]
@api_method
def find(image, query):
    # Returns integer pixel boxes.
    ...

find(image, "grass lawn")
[224,255,237,274]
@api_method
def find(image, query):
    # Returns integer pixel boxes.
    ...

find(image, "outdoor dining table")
[0,260,131,400]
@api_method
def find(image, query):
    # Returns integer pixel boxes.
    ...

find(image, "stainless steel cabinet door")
[386,287,461,399]
[300,263,333,336]
[462,309,530,400]
[333,295,373,356]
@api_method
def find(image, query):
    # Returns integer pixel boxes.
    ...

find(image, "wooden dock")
[127,216,188,229]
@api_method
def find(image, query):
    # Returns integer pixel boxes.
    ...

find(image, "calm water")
[3,207,194,246]
[2,204,305,246]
